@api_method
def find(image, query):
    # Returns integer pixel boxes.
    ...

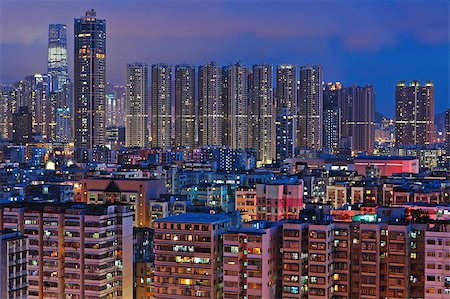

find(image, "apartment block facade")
[0,203,133,299]
[0,230,28,299]
[222,221,281,299]
[153,213,233,299]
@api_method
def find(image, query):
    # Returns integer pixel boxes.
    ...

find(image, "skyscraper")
[126,62,149,148]
[275,65,297,115]
[17,74,48,136]
[74,9,106,150]
[352,85,375,152]
[0,84,13,140]
[275,65,297,162]
[198,62,224,146]
[224,63,250,149]
[151,63,172,148]
[175,64,196,148]
[323,82,343,153]
[48,24,71,142]
[250,64,275,164]
[276,108,295,163]
[12,106,32,145]
[48,24,69,91]
[55,107,71,143]
[445,109,450,167]
[340,85,376,153]
[395,80,434,145]
[298,65,323,150]
[106,83,127,127]
[105,91,117,127]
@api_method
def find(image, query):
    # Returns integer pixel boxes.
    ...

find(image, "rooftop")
[154,212,231,224]
[354,155,417,161]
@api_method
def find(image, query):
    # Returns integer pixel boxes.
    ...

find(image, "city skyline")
[0,1,448,117]
[1,2,450,299]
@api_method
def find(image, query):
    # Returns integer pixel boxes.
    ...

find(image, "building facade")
[0,203,133,299]
[222,221,281,299]
[74,9,106,150]
[151,63,172,148]
[153,213,233,299]
[12,107,32,145]
[126,62,149,147]
[323,82,343,153]
[175,64,196,148]
[0,230,28,299]
[395,80,434,146]
[298,65,323,150]
[224,63,250,149]
[250,64,275,164]
[48,24,71,142]
[198,62,224,146]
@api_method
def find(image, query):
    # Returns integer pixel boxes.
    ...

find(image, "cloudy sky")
[0,0,448,117]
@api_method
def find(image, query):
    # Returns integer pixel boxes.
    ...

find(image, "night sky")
[0,0,449,117]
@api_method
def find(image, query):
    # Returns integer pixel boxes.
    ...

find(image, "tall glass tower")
[74,9,106,151]
[48,24,71,142]
[48,24,69,92]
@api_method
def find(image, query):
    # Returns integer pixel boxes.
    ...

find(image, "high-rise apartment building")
[281,222,310,299]
[126,62,149,147]
[298,65,323,150]
[74,9,106,150]
[12,107,32,145]
[19,74,49,136]
[151,63,173,148]
[395,80,434,146]
[340,85,375,153]
[446,109,450,167]
[105,92,117,127]
[323,82,343,153]
[106,84,127,127]
[153,213,233,299]
[276,65,298,155]
[348,85,375,153]
[55,107,71,143]
[0,203,133,299]
[308,223,335,298]
[0,85,13,140]
[250,64,275,164]
[424,222,450,297]
[48,24,71,142]
[275,108,295,163]
[275,65,297,115]
[224,63,250,149]
[175,64,196,148]
[198,62,224,146]
[0,230,28,299]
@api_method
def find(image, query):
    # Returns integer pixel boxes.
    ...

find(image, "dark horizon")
[1,0,449,117]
